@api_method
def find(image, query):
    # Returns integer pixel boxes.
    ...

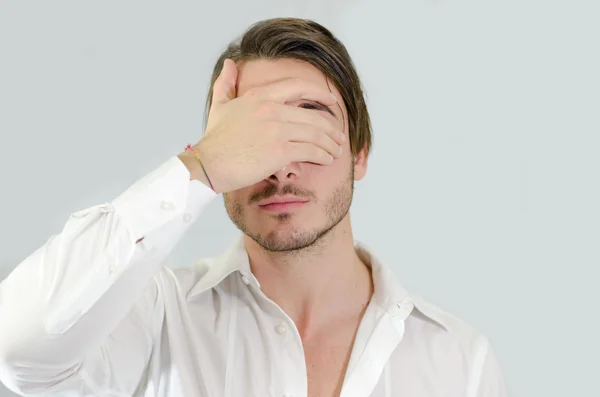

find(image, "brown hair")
[204,17,372,157]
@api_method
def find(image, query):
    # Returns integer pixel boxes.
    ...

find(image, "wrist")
[177,148,214,191]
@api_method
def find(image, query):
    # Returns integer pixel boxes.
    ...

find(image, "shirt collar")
[187,234,448,332]
[185,235,251,297]
[355,241,448,331]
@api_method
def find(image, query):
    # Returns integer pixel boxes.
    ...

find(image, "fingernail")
[330,93,338,102]
[339,146,343,155]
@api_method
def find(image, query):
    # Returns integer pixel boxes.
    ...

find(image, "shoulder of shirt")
[407,293,496,379]
[409,292,489,348]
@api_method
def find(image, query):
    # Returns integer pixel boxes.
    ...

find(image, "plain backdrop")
[1,1,598,396]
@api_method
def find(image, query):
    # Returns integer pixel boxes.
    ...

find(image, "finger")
[211,59,238,106]
[283,122,342,159]
[287,142,335,165]
[253,78,338,107]
[273,104,345,146]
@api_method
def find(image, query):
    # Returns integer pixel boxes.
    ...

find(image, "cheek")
[224,191,246,207]
[307,156,350,183]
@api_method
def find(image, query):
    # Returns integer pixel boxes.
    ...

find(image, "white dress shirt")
[0,156,508,397]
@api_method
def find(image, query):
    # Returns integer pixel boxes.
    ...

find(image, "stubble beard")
[224,167,355,253]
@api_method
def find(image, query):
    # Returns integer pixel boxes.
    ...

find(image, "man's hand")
[186,59,345,193]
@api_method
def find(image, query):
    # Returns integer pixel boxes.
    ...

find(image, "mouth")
[257,196,309,212]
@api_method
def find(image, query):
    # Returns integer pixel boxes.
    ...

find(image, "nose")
[268,162,301,183]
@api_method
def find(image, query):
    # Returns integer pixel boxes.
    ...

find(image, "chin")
[256,231,321,252]
[249,218,341,252]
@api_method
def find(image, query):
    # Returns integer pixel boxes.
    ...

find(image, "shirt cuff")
[111,156,217,243]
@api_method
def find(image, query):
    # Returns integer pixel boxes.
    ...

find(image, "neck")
[245,216,373,339]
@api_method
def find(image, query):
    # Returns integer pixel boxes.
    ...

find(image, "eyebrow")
[302,101,338,120]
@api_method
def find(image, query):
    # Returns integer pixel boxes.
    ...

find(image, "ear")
[353,147,369,181]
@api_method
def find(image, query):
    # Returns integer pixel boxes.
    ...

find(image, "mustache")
[248,184,315,204]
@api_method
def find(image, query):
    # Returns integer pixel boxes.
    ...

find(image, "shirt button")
[275,323,288,335]
[183,213,193,223]
[241,275,250,285]
[109,265,117,275]
[160,200,175,211]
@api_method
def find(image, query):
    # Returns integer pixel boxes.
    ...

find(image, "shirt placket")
[252,282,308,397]
[279,318,307,397]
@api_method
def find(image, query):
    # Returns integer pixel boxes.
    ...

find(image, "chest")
[302,325,358,397]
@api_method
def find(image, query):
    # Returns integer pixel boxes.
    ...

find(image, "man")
[0,18,507,397]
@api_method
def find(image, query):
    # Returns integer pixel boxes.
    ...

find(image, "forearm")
[0,156,216,393]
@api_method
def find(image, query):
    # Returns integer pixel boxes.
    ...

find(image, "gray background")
[1,1,598,396]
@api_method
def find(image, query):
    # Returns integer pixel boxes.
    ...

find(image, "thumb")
[211,59,238,106]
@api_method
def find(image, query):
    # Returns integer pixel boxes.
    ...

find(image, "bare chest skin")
[303,318,361,397]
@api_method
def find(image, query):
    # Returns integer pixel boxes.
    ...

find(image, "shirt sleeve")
[0,156,216,396]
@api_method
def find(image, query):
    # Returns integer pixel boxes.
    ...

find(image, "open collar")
[186,234,448,332]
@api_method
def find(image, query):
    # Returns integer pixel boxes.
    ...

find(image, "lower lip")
[258,201,307,212]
